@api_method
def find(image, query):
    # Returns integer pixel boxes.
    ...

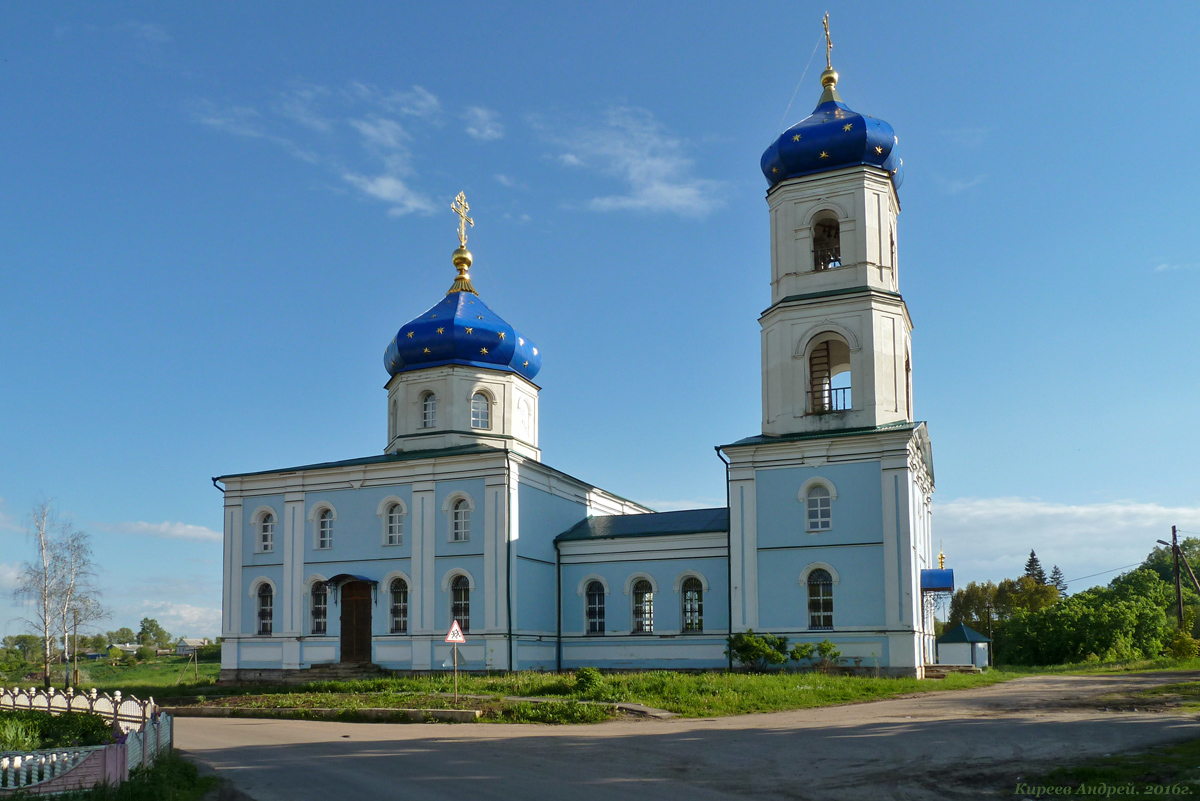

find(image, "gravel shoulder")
[177,670,1200,801]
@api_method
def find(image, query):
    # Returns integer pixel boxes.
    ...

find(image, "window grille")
[257,585,273,635]
[632,579,654,634]
[452,575,470,632]
[681,577,703,633]
[386,503,403,545]
[311,582,327,635]
[471,392,490,429]
[808,569,834,630]
[586,581,605,634]
[390,578,408,634]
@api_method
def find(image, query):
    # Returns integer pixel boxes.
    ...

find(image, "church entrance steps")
[924,665,983,679]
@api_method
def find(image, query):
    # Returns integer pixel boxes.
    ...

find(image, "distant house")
[174,638,210,656]
[936,623,990,668]
[109,643,140,655]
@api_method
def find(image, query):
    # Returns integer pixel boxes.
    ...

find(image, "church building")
[216,43,942,680]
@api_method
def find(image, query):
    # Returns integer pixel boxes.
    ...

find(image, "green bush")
[493,700,613,724]
[574,667,603,693]
[196,644,222,661]
[790,642,815,663]
[815,639,843,672]
[0,716,40,750]
[1168,627,1199,659]
[726,630,789,671]
[0,710,115,749]
[107,647,124,660]
[135,646,156,662]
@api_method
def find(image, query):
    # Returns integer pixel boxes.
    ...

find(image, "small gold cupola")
[448,191,478,295]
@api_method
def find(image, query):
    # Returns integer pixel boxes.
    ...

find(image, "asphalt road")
[178,672,1200,800]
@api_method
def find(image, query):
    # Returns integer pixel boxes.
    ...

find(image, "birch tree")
[14,500,60,689]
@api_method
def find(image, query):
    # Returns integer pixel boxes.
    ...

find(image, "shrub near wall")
[0,710,115,749]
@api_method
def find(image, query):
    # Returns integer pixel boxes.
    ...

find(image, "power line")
[1063,563,1144,586]
[777,34,823,134]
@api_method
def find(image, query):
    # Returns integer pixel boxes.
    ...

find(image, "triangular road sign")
[445,620,466,643]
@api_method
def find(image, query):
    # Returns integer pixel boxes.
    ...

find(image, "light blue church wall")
[433,554,485,633]
[433,479,486,557]
[754,462,884,548]
[756,544,886,631]
[239,564,284,635]
[241,494,284,567]
[517,484,588,562]
[517,558,556,634]
[302,485,415,563]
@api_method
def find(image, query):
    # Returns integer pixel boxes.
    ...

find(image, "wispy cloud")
[191,83,440,215]
[102,521,222,543]
[0,499,21,533]
[494,174,516,187]
[540,106,725,217]
[940,127,989,149]
[114,21,172,44]
[0,563,19,593]
[132,601,221,638]
[464,106,503,141]
[1154,262,1194,273]
[935,497,1200,590]
[936,175,987,195]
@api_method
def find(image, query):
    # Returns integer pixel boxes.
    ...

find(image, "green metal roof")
[556,507,729,543]
[214,444,504,481]
[937,623,990,644]
[720,421,918,450]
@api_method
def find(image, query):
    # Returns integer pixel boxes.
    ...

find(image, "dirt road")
[177,671,1200,800]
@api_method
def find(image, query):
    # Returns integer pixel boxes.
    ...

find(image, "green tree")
[2,634,42,662]
[1024,550,1048,585]
[107,627,136,644]
[995,575,1058,617]
[725,630,789,671]
[947,581,999,631]
[1049,565,1068,594]
[137,618,172,649]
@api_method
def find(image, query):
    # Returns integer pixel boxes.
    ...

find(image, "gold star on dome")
[523,360,529,367]
[792,134,801,142]
[423,347,431,354]
[498,332,506,340]
[430,314,437,319]
[476,315,484,320]
[465,327,473,334]
[772,167,778,174]
[843,123,852,132]
[406,331,414,338]
[819,151,829,159]
[480,347,489,354]
[875,146,883,155]
[436,327,445,334]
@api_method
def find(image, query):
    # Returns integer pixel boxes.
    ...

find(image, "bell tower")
[758,44,911,437]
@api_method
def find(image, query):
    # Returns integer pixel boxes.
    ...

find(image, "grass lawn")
[1013,737,1200,799]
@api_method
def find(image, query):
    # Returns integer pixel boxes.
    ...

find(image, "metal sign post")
[445,621,466,704]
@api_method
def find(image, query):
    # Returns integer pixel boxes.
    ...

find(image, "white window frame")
[249,578,276,636]
[624,573,658,635]
[310,581,328,635]
[376,495,408,546]
[798,478,838,533]
[576,574,610,636]
[421,391,437,429]
[309,503,337,550]
[251,506,277,554]
[470,391,491,430]
[389,577,409,634]
[442,492,475,543]
[443,569,475,634]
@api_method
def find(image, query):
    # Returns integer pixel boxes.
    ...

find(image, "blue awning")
[920,568,954,592]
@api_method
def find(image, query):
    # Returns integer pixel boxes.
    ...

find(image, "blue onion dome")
[761,66,903,191]
[384,245,541,381]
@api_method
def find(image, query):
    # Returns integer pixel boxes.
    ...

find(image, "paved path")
[178,672,1200,800]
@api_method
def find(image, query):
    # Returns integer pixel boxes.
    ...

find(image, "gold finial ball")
[820,68,839,89]
[452,246,473,271]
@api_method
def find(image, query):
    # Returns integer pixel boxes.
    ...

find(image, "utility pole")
[984,600,994,667]
[1175,526,1185,630]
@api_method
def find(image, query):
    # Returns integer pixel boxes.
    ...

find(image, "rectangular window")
[311,583,327,635]
[682,579,703,633]
[586,584,605,634]
[633,581,654,634]
[808,584,834,629]
[318,515,333,549]
[386,506,403,545]
[258,593,273,636]
[260,517,274,553]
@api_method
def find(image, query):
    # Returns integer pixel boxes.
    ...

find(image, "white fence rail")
[0,747,94,790]
[0,687,157,733]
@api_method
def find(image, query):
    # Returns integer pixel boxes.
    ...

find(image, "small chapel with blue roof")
[215,29,944,679]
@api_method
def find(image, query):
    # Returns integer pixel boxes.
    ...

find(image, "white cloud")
[188,100,319,163]
[935,497,1200,591]
[115,21,172,44]
[464,106,504,141]
[494,174,515,187]
[132,601,221,638]
[342,174,434,216]
[0,498,20,533]
[275,84,334,133]
[349,116,409,152]
[103,521,222,543]
[937,175,987,195]
[1154,263,1194,272]
[383,86,441,119]
[0,562,19,593]
[940,127,989,149]
[544,107,724,216]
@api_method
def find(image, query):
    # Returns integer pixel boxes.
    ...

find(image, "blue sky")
[2,3,1198,638]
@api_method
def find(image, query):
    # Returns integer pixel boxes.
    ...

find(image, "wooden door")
[340,582,372,663]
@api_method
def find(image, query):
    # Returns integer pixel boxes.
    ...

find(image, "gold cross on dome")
[823,12,833,70]
[451,191,473,247]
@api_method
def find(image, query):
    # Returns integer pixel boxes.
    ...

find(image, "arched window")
[451,575,470,632]
[311,582,327,635]
[809,337,851,413]
[390,578,409,634]
[586,581,605,635]
[452,499,470,542]
[806,485,832,532]
[421,392,437,429]
[807,569,834,630]
[681,577,703,633]
[813,218,842,270]
[470,392,490,430]
[386,503,403,545]
[257,584,273,635]
[259,512,275,553]
[632,579,654,634]
[317,509,334,549]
